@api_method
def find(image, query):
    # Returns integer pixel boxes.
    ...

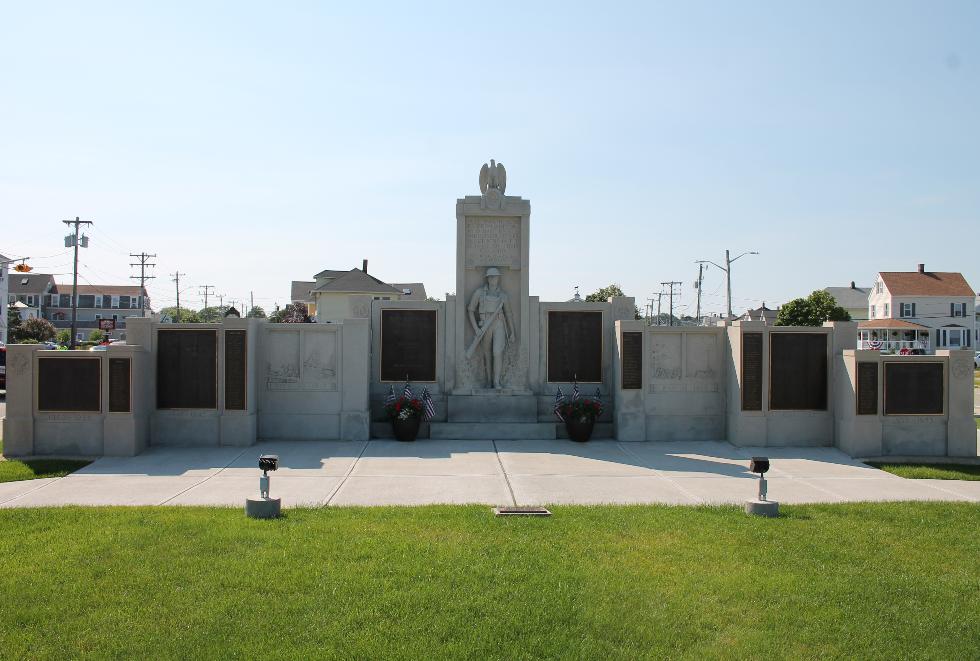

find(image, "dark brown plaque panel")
[621,332,643,390]
[157,329,217,409]
[741,333,763,411]
[884,362,943,415]
[38,358,101,412]
[224,330,247,411]
[769,333,827,410]
[856,362,878,416]
[548,311,602,383]
[108,358,132,413]
[380,309,438,382]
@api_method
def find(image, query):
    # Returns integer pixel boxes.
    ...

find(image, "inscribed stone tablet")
[157,329,217,409]
[108,357,131,413]
[884,362,943,415]
[381,309,437,382]
[741,333,763,411]
[769,333,827,410]
[621,332,643,390]
[225,330,247,410]
[38,357,101,412]
[856,362,878,415]
[548,311,602,383]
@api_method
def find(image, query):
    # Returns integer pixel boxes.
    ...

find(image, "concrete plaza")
[2,440,978,508]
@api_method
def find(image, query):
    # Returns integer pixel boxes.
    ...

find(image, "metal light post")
[695,249,759,319]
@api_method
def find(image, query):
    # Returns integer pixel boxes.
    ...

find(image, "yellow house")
[291,265,426,322]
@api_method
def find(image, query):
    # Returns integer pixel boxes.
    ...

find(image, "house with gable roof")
[859,264,974,353]
[290,260,426,322]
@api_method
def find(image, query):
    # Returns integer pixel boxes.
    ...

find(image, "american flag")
[403,382,414,401]
[594,387,602,403]
[571,379,580,402]
[385,385,396,407]
[553,386,566,421]
[421,387,436,421]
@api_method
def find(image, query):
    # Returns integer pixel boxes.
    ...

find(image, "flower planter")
[392,416,421,442]
[565,417,595,443]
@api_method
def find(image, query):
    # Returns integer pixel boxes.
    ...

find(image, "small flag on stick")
[385,385,396,407]
[553,386,566,421]
[421,387,436,421]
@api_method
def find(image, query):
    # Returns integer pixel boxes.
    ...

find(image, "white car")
[975,351,980,368]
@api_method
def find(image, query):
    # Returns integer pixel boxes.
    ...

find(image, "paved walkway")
[2,440,978,508]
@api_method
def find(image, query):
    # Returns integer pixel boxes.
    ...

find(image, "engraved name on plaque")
[769,333,828,411]
[381,309,438,382]
[225,330,247,411]
[547,311,602,383]
[108,357,132,413]
[464,217,521,268]
[38,357,101,412]
[884,362,944,415]
[157,329,218,409]
[621,331,643,390]
[741,332,763,411]
[856,362,878,416]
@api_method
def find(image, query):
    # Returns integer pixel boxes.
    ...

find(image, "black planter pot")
[392,416,421,442]
[565,417,595,442]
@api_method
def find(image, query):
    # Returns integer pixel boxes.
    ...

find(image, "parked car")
[975,351,980,368]
[0,344,6,390]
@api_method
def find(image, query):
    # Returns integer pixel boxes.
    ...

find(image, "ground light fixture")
[246,454,281,519]
[744,456,779,517]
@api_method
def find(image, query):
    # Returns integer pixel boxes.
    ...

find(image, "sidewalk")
[2,440,978,508]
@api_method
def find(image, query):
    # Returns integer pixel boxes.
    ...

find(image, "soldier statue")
[467,267,515,389]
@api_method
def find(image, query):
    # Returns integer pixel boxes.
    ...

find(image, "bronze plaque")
[224,330,247,411]
[741,333,763,411]
[856,362,878,415]
[108,358,131,413]
[548,311,602,383]
[621,331,643,390]
[884,362,943,415]
[38,357,101,412]
[770,333,827,410]
[380,309,437,382]
[157,329,217,409]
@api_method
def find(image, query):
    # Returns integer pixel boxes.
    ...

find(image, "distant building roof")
[857,319,929,330]
[389,283,427,300]
[313,269,347,280]
[740,304,779,324]
[311,269,402,295]
[55,283,146,296]
[291,280,316,303]
[879,270,973,297]
[8,273,56,295]
[824,284,871,310]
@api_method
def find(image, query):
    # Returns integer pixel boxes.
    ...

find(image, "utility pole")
[694,263,705,325]
[655,292,664,326]
[249,291,254,318]
[217,293,225,309]
[129,252,157,317]
[171,271,186,323]
[661,281,682,326]
[696,249,759,320]
[63,216,93,348]
[199,285,215,319]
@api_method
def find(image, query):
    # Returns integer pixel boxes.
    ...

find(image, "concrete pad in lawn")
[330,475,513,506]
[166,474,343,506]
[0,474,207,507]
[496,440,656,476]
[0,478,60,505]
[509,474,697,505]
[77,445,246,477]
[622,442,753,478]
[352,440,501,476]
[797,477,967,502]
[221,441,365,476]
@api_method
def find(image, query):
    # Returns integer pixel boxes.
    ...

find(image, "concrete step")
[429,422,557,440]
[447,395,538,423]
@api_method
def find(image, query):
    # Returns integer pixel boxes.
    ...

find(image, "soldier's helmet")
[485,267,501,278]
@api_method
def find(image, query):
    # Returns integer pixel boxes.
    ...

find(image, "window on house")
[78,295,95,308]
[102,295,111,308]
[951,302,967,317]
[111,296,119,308]
[870,305,875,319]
[60,294,71,308]
[884,303,889,317]
[900,303,914,318]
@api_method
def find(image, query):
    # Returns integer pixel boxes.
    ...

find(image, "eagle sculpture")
[479,159,506,194]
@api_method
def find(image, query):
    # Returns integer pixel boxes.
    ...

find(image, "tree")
[56,329,72,346]
[246,305,266,318]
[269,303,311,323]
[17,317,56,342]
[198,306,229,323]
[7,308,22,341]
[159,306,202,323]
[88,329,106,343]
[775,290,851,327]
[586,284,642,320]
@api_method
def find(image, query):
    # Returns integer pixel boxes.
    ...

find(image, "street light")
[695,249,759,320]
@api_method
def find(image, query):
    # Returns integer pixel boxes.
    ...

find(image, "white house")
[0,254,9,343]
[823,282,872,321]
[291,260,426,323]
[859,264,975,353]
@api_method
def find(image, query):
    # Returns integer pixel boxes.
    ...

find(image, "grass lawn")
[0,439,91,484]
[1,504,977,659]
[870,462,980,481]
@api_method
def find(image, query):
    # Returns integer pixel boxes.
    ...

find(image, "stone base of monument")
[447,394,537,423]
[245,496,282,519]
[744,499,779,517]
[430,421,557,440]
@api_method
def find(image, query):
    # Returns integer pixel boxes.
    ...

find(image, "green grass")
[0,504,978,659]
[0,439,91,483]
[870,462,980,481]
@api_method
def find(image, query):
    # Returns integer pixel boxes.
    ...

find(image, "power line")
[661,281,682,326]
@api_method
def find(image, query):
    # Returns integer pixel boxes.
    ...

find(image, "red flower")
[395,402,402,411]
[412,399,420,407]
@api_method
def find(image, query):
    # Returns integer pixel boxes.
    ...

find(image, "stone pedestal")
[744,500,779,517]
[245,496,282,519]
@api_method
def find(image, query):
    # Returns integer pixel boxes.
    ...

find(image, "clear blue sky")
[2,2,978,317]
